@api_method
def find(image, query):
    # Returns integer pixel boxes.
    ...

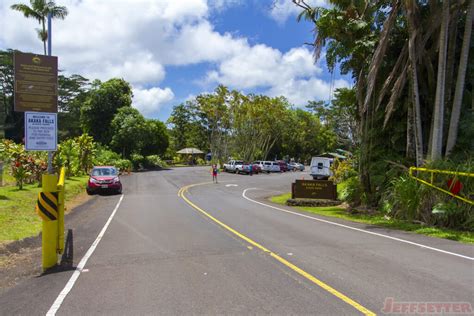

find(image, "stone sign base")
[286,198,340,207]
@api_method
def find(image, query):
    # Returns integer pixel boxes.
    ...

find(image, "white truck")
[223,160,250,174]
[310,156,334,180]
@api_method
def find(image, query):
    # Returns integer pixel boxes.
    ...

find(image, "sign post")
[14,48,59,270]
[14,51,58,173]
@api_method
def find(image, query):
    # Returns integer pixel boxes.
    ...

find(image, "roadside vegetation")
[270,193,474,244]
[0,172,88,244]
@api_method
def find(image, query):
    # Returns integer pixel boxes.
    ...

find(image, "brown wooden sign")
[292,180,337,200]
[14,52,58,113]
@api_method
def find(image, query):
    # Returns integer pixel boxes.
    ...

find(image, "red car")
[86,166,122,195]
[251,163,261,174]
[276,160,288,172]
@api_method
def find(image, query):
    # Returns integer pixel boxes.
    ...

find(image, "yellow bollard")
[41,174,58,271]
[57,168,66,255]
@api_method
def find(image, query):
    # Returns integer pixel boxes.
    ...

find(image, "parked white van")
[310,153,346,180]
[310,157,333,180]
[261,161,280,173]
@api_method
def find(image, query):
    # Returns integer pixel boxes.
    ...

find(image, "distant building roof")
[318,152,347,159]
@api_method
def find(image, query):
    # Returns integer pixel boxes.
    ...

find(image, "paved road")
[1,167,473,315]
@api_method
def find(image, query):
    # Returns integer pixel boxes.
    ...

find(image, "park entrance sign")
[25,112,57,151]
[14,52,58,113]
[292,179,337,200]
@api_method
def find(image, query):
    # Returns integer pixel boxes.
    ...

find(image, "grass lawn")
[0,174,89,244]
[270,193,474,244]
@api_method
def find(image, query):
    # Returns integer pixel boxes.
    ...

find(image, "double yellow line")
[178,183,376,316]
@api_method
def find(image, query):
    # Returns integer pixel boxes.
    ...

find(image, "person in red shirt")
[211,164,218,183]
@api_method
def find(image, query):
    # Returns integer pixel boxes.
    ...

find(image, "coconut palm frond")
[47,3,68,19]
[363,0,401,114]
[376,42,408,111]
[10,3,41,21]
[384,63,408,128]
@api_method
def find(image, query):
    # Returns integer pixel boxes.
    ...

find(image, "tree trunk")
[406,0,424,166]
[430,0,450,160]
[406,89,416,158]
[445,0,473,156]
[444,7,459,112]
[41,18,47,55]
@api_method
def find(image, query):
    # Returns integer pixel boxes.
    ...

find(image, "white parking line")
[46,194,125,315]
[242,188,474,261]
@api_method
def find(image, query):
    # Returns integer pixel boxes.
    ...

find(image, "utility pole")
[47,13,53,174]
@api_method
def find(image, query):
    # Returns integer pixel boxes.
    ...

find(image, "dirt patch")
[65,191,91,215]
[0,246,42,294]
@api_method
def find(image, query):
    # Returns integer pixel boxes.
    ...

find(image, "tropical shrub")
[338,176,363,205]
[76,134,96,173]
[130,153,145,170]
[144,155,168,169]
[55,138,80,177]
[383,176,429,222]
[330,157,357,184]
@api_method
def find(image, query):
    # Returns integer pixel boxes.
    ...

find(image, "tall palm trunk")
[445,0,473,156]
[41,17,47,55]
[406,0,424,166]
[430,0,450,160]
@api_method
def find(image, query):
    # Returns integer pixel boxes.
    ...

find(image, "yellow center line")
[178,183,376,316]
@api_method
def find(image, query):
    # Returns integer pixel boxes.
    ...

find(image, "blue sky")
[0,0,351,121]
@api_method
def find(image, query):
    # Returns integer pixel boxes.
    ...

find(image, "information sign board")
[25,112,57,151]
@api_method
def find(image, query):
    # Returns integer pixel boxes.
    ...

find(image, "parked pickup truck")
[223,160,251,174]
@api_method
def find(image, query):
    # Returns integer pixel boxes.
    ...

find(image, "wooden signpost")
[292,179,337,200]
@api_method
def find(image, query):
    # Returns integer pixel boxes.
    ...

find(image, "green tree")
[167,102,192,150]
[295,0,473,204]
[81,78,133,145]
[110,107,146,158]
[10,0,68,55]
[140,119,169,157]
[0,50,14,140]
[307,88,358,150]
[58,74,90,139]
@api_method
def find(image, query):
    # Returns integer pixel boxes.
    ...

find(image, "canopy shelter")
[176,148,204,165]
[176,148,204,154]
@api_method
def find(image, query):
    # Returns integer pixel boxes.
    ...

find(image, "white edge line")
[46,194,125,316]
[242,188,474,261]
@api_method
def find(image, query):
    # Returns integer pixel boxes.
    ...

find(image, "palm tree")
[445,0,473,156]
[405,0,424,167]
[11,0,68,55]
[430,0,450,160]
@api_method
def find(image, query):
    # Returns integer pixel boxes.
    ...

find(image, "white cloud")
[158,20,249,65]
[209,0,243,12]
[206,46,321,89]
[267,77,350,106]
[204,46,337,105]
[0,0,342,116]
[269,0,328,24]
[133,86,174,116]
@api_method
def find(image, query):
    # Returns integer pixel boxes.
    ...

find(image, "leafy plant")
[143,155,167,169]
[338,176,362,205]
[130,153,145,170]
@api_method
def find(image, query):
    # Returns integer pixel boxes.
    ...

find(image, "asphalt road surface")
[1,167,473,315]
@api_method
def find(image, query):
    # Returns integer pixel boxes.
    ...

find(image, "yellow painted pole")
[57,168,66,254]
[42,174,58,271]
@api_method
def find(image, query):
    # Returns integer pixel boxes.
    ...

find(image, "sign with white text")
[25,112,57,151]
